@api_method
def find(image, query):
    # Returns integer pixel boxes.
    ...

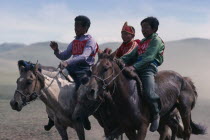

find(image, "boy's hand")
[59,61,68,70]
[50,41,58,51]
[127,66,135,71]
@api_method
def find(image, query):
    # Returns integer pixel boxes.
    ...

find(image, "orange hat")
[121,22,135,35]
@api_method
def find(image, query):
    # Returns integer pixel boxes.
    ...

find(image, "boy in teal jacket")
[121,17,165,132]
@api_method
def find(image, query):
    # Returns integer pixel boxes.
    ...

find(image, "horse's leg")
[44,116,54,131]
[125,130,137,140]
[167,118,180,140]
[158,125,171,140]
[136,123,149,140]
[179,112,191,140]
[120,134,123,140]
[74,122,85,140]
[178,93,192,140]
[54,121,68,140]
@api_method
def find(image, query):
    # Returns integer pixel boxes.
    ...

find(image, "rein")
[92,61,125,90]
[89,61,121,113]
[92,81,117,114]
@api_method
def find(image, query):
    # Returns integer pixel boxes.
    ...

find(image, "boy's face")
[141,22,155,38]
[121,31,134,43]
[74,21,87,37]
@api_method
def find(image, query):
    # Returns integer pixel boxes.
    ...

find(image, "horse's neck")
[113,65,142,111]
[113,66,132,99]
[41,69,74,81]
[42,69,59,78]
[39,73,76,115]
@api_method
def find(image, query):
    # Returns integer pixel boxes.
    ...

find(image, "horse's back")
[155,70,184,114]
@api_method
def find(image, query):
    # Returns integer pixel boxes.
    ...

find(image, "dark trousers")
[137,64,161,116]
[66,64,90,90]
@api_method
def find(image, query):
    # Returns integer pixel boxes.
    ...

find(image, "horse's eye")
[103,67,108,72]
[26,79,33,85]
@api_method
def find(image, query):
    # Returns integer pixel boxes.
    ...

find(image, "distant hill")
[0,43,26,53]
[0,38,210,99]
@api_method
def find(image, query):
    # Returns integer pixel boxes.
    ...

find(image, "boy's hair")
[141,17,159,32]
[75,15,91,31]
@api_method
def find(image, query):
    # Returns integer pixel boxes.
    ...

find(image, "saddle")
[60,68,74,83]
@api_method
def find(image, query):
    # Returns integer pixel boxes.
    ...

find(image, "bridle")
[92,61,125,90]
[88,60,125,113]
[15,67,62,106]
[15,71,40,106]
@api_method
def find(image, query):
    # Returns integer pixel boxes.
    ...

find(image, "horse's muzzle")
[10,99,22,112]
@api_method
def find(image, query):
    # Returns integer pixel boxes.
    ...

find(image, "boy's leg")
[139,65,161,132]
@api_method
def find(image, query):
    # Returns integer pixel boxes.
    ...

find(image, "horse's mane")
[41,68,74,83]
[98,53,143,97]
[40,65,58,72]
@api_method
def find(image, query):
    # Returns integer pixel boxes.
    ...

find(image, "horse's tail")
[190,117,207,135]
[181,77,207,135]
[176,117,207,138]
[183,77,197,109]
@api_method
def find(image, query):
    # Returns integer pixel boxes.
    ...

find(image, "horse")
[10,60,86,140]
[72,51,206,140]
[75,80,186,140]
[74,67,189,140]
[75,83,137,140]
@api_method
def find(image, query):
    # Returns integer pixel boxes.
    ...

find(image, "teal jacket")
[121,33,165,71]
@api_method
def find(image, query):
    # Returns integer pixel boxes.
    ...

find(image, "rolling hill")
[0,38,210,99]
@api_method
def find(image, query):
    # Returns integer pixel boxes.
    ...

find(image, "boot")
[149,114,160,132]
[83,117,91,130]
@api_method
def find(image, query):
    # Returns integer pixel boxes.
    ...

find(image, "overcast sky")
[0,0,210,44]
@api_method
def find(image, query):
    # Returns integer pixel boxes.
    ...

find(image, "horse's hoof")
[83,121,91,130]
[44,125,52,131]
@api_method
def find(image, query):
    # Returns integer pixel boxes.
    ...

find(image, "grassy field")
[0,98,209,140]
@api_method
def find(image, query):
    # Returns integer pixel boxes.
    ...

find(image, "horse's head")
[73,50,116,121]
[72,82,98,121]
[82,50,118,100]
[10,60,45,111]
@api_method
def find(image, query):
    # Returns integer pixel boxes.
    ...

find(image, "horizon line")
[0,37,209,46]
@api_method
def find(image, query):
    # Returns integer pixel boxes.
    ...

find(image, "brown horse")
[10,60,85,140]
[73,51,206,140]
[74,79,185,140]
[75,83,137,139]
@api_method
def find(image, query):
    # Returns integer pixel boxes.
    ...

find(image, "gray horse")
[10,60,85,140]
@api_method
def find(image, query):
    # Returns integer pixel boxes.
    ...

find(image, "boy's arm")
[65,38,97,65]
[133,38,161,70]
[121,46,138,65]
[54,43,72,60]
[65,46,92,65]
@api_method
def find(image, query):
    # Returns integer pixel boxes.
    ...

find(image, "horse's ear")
[18,60,25,74]
[33,63,39,73]
[33,61,41,73]
[98,49,103,59]
[109,51,116,60]
[18,60,26,67]
[103,48,112,54]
